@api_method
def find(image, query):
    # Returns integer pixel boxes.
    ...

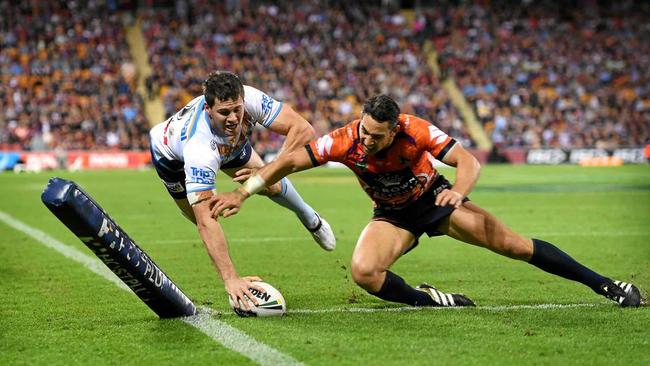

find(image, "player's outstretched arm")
[190,190,265,310]
[211,148,315,218]
[266,104,316,155]
[436,143,481,208]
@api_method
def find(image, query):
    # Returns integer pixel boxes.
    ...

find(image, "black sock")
[370,271,435,306]
[529,238,611,294]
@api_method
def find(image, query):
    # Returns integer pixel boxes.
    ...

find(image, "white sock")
[267,178,319,229]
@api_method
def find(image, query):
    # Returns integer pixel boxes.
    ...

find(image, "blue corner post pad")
[41,177,197,318]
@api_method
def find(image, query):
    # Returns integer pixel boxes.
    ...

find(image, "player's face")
[359,114,398,155]
[206,96,245,136]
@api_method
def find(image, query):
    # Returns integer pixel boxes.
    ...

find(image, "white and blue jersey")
[149,85,283,202]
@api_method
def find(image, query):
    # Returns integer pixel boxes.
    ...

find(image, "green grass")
[1,165,649,365]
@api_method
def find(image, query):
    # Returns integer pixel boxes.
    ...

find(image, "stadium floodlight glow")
[42,178,197,318]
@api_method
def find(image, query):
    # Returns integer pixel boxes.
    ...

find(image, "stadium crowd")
[1,0,648,153]
[430,1,650,148]
[0,1,148,152]
[140,0,474,156]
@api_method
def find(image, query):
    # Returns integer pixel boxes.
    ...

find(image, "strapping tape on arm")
[187,188,217,205]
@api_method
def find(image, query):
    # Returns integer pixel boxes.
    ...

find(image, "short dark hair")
[362,94,400,128]
[203,71,245,107]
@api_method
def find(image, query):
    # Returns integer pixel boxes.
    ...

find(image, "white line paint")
[0,211,130,291]
[205,303,599,317]
[157,236,359,245]
[184,307,304,366]
[0,210,303,366]
[157,236,318,244]
[154,231,649,245]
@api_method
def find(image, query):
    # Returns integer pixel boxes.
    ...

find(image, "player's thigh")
[352,221,416,274]
[438,202,532,260]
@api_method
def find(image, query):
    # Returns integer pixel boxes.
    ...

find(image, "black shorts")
[220,142,253,169]
[150,143,253,199]
[372,175,469,250]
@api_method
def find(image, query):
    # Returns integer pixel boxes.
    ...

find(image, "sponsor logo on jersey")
[180,119,190,141]
[189,167,215,185]
[261,94,274,116]
[162,180,185,193]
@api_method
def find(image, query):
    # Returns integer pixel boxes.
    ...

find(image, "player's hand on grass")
[435,188,464,208]
[210,190,246,218]
[232,167,258,183]
[224,276,265,311]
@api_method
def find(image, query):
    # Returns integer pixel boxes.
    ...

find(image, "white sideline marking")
[183,307,303,366]
[0,211,303,366]
[0,211,130,291]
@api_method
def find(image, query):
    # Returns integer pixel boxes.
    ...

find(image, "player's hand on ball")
[232,167,258,183]
[224,276,265,311]
[435,189,464,208]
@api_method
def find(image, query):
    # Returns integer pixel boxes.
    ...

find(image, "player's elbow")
[297,123,316,143]
[471,154,481,174]
[286,154,304,174]
[462,151,481,175]
[286,107,316,142]
[195,215,214,230]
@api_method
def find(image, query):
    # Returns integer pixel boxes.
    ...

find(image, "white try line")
[204,303,599,317]
[154,231,649,245]
[157,236,325,244]
[0,211,303,366]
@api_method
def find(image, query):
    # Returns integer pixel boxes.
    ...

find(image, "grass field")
[1,164,649,365]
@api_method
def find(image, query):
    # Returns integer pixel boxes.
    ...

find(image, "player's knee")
[501,237,533,260]
[351,259,383,290]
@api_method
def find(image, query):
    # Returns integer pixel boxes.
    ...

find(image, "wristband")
[242,175,266,196]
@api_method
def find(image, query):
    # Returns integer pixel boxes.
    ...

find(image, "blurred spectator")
[430,0,650,148]
[0,0,149,151]
[140,0,473,158]
[2,0,647,154]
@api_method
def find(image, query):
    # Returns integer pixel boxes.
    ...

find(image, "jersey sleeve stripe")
[188,98,206,140]
[436,139,457,160]
[305,145,321,167]
[262,101,283,127]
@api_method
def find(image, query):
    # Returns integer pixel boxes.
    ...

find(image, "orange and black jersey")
[305,114,457,208]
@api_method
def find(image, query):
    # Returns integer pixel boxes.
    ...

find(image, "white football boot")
[306,213,336,251]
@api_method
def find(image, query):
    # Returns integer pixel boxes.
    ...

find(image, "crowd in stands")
[430,0,649,148]
[1,0,647,154]
[140,0,474,155]
[0,0,148,151]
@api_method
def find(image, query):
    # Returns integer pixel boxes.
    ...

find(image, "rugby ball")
[228,281,286,317]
